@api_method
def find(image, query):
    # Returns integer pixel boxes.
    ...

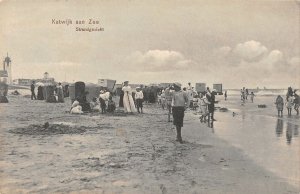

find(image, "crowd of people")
[28,79,299,143]
[240,87,255,104]
[154,83,218,143]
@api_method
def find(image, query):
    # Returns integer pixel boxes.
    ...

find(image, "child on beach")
[275,95,284,117]
[286,95,294,116]
[250,92,255,103]
[199,93,210,122]
[135,87,144,113]
[99,90,110,114]
[90,97,100,112]
[157,92,162,105]
[294,93,299,115]
[70,98,83,114]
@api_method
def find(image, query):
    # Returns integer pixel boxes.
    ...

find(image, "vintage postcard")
[0,0,299,193]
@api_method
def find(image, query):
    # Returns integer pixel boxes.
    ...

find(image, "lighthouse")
[3,53,12,85]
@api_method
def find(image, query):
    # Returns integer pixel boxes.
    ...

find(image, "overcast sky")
[0,0,299,88]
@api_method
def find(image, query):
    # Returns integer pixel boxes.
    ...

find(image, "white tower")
[3,53,12,85]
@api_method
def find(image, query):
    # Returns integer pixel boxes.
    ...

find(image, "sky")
[0,0,299,89]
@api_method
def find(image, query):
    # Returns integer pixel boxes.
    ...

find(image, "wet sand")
[0,94,299,194]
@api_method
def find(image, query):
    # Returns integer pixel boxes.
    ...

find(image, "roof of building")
[0,70,8,77]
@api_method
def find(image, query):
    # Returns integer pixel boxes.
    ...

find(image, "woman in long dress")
[275,95,284,117]
[57,83,64,103]
[119,89,124,107]
[122,81,136,113]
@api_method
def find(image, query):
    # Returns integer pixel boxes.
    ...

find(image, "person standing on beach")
[286,95,294,116]
[148,86,156,103]
[210,89,217,121]
[31,81,36,100]
[122,81,136,113]
[56,82,64,103]
[135,87,144,113]
[187,83,193,108]
[293,92,299,115]
[119,83,124,108]
[275,95,284,117]
[99,90,108,114]
[224,90,227,101]
[165,85,174,122]
[199,92,209,122]
[206,88,217,121]
[250,91,255,103]
[161,89,166,109]
[171,82,188,143]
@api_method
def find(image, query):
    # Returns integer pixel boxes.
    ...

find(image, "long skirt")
[119,93,124,107]
[172,107,185,127]
[57,88,64,103]
[123,93,136,113]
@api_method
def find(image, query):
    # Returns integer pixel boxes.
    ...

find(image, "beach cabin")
[43,85,57,103]
[69,81,85,103]
[213,84,223,95]
[98,79,116,91]
[195,83,206,94]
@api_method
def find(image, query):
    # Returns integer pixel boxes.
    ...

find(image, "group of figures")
[118,82,162,113]
[70,89,116,114]
[275,87,299,116]
[157,83,219,142]
[31,81,66,103]
[240,87,255,103]
[158,84,218,123]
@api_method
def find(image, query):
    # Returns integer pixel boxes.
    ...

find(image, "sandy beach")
[0,92,299,194]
